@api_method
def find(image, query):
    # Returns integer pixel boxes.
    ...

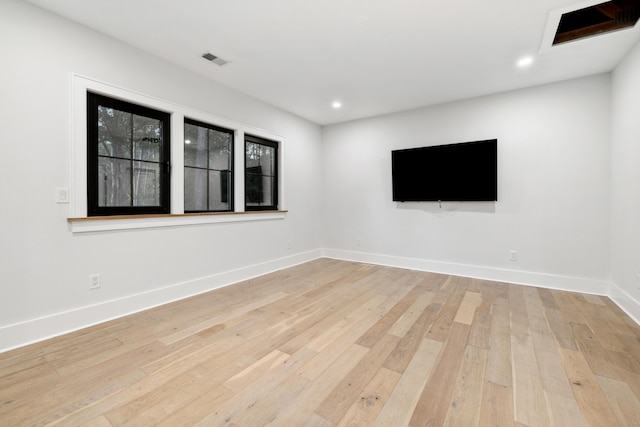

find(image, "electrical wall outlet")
[286,240,291,249]
[356,238,361,247]
[89,274,101,290]
[509,250,518,261]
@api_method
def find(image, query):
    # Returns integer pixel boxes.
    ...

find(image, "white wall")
[322,75,612,293]
[0,0,323,351]
[610,39,640,321]
[2,0,637,353]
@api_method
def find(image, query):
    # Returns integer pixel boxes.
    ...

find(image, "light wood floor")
[2,259,640,426]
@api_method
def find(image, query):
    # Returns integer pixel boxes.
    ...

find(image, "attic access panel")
[553,0,640,45]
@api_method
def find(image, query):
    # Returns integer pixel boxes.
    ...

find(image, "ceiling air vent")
[553,0,640,45]
[202,52,229,66]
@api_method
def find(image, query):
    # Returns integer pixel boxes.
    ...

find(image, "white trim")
[609,282,640,326]
[68,211,287,233]
[4,251,637,353]
[70,74,285,223]
[322,248,610,296]
[0,249,322,353]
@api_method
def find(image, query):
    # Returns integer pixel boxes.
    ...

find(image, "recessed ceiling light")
[517,56,534,68]
[332,101,342,109]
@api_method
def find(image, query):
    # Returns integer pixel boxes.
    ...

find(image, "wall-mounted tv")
[392,139,497,202]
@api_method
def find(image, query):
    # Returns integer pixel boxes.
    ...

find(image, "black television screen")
[392,139,497,202]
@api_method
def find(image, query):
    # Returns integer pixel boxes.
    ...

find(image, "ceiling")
[25,0,640,125]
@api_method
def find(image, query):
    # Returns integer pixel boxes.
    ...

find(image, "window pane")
[133,115,161,161]
[97,106,131,158]
[245,165,263,205]
[209,129,232,170]
[246,175,274,207]
[208,170,230,211]
[184,167,207,211]
[220,170,231,204]
[88,92,170,216]
[260,176,274,206]
[184,120,233,212]
[98,157,131,207]
[245,137,277,210]
[246,142,258,165]
[246,143,274,176]
[133,161,160,206]
[184,123,208,168]
[261,145,275,176]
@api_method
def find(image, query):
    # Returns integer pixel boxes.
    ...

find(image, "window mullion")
[206,129,210,211]
[129,112,134,207]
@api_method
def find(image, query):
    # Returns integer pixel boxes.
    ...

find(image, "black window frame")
[87,92,171,216]
[183,118,234,213]
[245,134,278,211]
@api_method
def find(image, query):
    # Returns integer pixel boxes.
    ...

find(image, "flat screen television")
[392,139,497,202]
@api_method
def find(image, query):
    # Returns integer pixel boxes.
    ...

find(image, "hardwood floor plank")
[444,344,488,427]
[270,344,369,426]
[559,347,621,426]
[306,294,388,352]
[534,339,574,399]
[479,381,514,427]
[336,367,401,427]
[232,372,311,427]
[468,292,494,349]
[193,347,317,426]
[302,413,334,427]
[485,297,512,387]
[453,291,482,325]
[537,287,560,310]
[583,294,607,306]
[597,376,640,427]
[545,307,578,350]
[153,387,235,427]
[355,284,428,348]
[160,291,290,345]
[409,322,470,427]
[297,308,387,381]
[543,392,586,427]
[511,337,550,426]
[373,338,442,427]
[388,291,434,338]
[315,334,400,424]
[382,302,442,374]
[223,349,291,393]
[570,322,624,380]
[508,285,530,346]
[426,276,469,342]
[525,290,575,400]
[0,259,639,427]
[78,414,114,427]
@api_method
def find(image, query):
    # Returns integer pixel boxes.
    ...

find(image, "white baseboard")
[322,248,610,296]
[609,282,640,325]
[3,248,634,354]
[0,249,323,353]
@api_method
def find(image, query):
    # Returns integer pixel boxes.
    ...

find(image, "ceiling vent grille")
[202,52,229,66]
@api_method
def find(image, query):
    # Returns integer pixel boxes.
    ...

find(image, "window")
[184,119,234,212]
[73,76,286,230]
[87,92,170,216]
[245,135,278,211]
